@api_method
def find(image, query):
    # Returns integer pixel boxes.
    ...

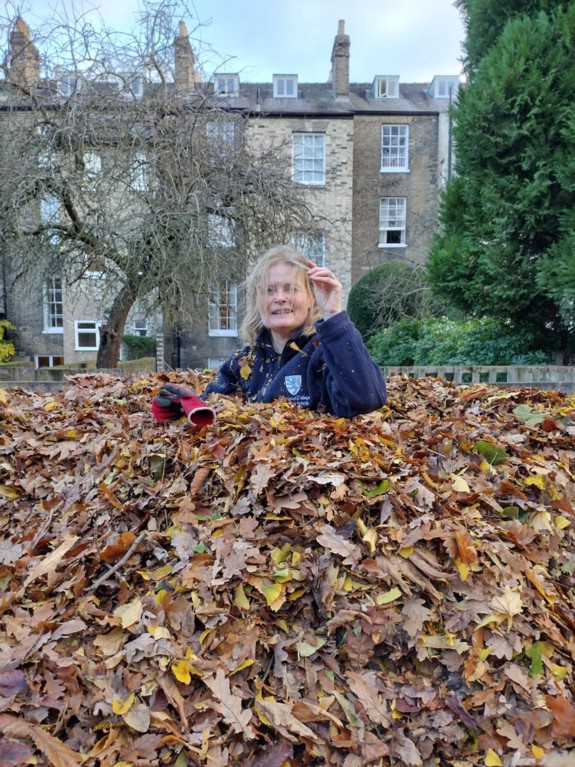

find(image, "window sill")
[377,243,407,249]
[380,168,410,173]
[42,328,64,334]
[208,330,239,338]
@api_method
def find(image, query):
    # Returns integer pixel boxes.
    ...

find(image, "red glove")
[152,383,215,426]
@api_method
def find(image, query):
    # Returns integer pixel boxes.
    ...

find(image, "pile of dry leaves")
[0,372,574,767]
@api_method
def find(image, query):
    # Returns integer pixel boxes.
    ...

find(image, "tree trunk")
[96,283,138,368]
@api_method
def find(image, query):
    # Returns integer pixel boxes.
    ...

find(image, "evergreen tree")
[429,4,575,355]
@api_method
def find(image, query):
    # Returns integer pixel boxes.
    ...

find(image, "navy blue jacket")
[204,311,386,418]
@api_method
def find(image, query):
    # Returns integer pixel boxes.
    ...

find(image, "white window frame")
[381,125,409,172]
[35,354,64,368]
[372,76,399,99]
[293,133,326,186]
[133,320,148,337]
[430,77,460,99]
[43,275,64,333]
[208,281,238,337]
[379,197,407,247]
[213,75,239,96]
[75,320,100,351]
[294,230,326,266]
[273,75,298,98]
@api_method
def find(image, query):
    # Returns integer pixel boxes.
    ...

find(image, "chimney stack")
[8,17,40,90]
[174,20,201,93]
[330,19,350,99]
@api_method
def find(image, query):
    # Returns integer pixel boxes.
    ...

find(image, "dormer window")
[213,74,239,96]
[372,76,399,99]
[273,75,298,98]
[428,76,460,99]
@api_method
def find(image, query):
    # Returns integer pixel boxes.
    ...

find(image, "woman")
[153,245,386,420]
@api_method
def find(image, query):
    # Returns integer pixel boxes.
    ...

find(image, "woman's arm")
[314,311,387,417]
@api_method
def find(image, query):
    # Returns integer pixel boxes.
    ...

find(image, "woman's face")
[257,261,314,345]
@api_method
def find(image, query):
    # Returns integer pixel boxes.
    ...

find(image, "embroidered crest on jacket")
[284,375,302,395]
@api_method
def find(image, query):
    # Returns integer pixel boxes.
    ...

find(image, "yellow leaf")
[0,388,6,404]
[171,659,191,685]
[551,663,567,681]
[231,658,255,675]
[362,528,377,555]
[455,558,469,581]
[555,515,571,530]
[240,364,251,380]
[43,400,59,411]
[199,627,214,644]
[451,474,470,493]
[531,745,544,759]
[399,546,414,559]
[297,636,327,658]
[524,474,546,490]
[261,582,283,607]
[112,693,135,715]
[485,748,502,766]
[376,587,402,605]
[113,762,134,767]
[233,583,251,610]
[113,597,143,628]
[0,484,19,500]
[147,624,171,640]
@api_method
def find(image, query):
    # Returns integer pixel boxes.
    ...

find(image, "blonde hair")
[241,245,321,344]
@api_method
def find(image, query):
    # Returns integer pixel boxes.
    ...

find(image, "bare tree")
[0,1,315,366]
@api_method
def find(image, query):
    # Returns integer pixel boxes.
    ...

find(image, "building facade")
[0,18,459,371]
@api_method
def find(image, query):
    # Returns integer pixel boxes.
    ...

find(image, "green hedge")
[367,317,550,367]
[122,334,156,360]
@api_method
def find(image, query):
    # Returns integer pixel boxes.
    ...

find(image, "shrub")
[122,334,156,361]
[367,317,550,367]
[348,261,438,340]
[0,319,15,363]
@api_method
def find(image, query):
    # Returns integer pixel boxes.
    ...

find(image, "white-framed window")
[429,76,460,99]
[273,75,298,98]
[213,74,239,96]
[41,195,60,243]
[372,76,399,99]
[208,214,235,248]
[207,120,236,148]
[379,197,407,247]
[208,281,238,336]
[133,320,148,337]
[294,230,326,266]
[75,320,100,350]
[43,275,63,333]
[293,133,326,186]
[36,354,64,368]
[381,125,409,171]
[131,150,147,191]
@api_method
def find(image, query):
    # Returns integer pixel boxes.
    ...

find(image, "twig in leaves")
[87,532,146,593]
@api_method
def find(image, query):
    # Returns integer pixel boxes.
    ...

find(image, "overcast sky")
[16,0,466,84]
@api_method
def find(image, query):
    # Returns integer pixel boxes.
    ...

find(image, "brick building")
[0,18,459,371]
